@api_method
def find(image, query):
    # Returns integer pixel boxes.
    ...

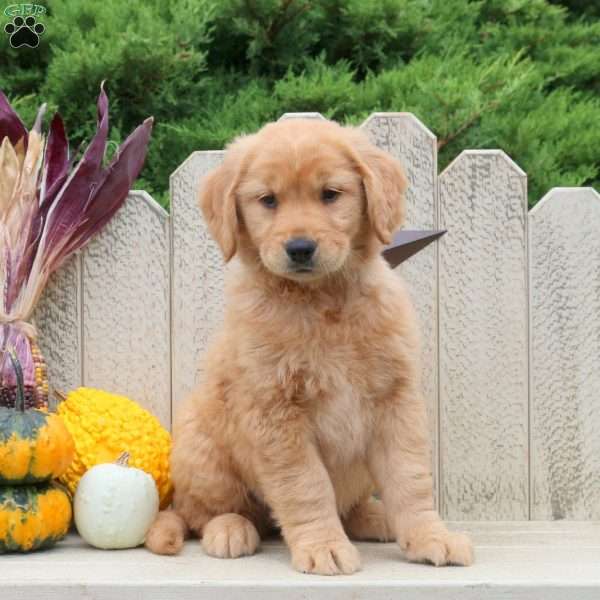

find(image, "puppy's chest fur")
[311,379,370,468]
[249,299,399,465]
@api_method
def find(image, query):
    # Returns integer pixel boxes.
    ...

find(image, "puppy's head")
[199,119,407,281]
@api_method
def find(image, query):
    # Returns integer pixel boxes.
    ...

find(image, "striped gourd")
[0,482,72,552]
[0,349,73,485]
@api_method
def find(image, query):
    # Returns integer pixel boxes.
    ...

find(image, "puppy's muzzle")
[285,238,317,270]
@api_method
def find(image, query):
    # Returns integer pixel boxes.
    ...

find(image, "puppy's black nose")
[285,238,317,264]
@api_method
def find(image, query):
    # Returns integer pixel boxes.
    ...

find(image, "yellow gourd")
[56,388,172,508]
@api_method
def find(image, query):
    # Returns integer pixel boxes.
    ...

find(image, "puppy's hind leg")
[146,509,188,555]
[168,410,269,559]
[343,496,394,542]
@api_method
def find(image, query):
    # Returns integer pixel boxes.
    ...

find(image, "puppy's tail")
[145,509,188,555]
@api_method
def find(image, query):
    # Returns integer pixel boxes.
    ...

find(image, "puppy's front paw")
[202,513,260,558]
[292,539,361,575]
[401,521,473,566]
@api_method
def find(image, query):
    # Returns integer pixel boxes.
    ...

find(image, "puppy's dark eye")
[321,188,340,204]
[260,194,278,209]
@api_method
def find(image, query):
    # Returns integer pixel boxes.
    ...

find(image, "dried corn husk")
[0,85,153,409]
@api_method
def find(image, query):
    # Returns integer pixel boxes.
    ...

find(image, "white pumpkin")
[74,452,159,549]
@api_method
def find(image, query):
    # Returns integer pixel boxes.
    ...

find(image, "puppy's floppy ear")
[198,163,239,262]
[346,130,408,244]
[198,136,253,262]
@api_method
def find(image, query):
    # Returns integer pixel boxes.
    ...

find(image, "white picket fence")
[33,113,600,522]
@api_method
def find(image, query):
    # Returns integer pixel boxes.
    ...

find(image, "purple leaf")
[42,113,69,207]
[51,116,154,267]
[0,89,27,148]
[41,83,110,257]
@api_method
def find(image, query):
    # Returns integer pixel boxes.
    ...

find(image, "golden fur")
[146,119,474,574]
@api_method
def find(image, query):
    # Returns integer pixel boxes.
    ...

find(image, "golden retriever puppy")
[146,118,473,574]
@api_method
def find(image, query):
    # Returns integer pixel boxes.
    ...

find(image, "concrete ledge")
[2,522,600,599]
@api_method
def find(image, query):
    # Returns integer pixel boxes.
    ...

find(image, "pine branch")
[437,101,499,150]
[243,0,268,31]
[266,0,311,44]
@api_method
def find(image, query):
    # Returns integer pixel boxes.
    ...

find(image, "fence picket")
[361,113,440,504]
[171,151,225,409]
[79,191,171,427]
[529,188,600,520]
[35,254,82,404]
[279,112,326,120]
[438,150,529,520]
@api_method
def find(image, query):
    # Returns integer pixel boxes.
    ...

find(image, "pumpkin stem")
[116,452,130,466]
[5,347,25,412]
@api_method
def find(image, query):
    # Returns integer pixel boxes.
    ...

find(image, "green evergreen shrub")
[0,0,597,208]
